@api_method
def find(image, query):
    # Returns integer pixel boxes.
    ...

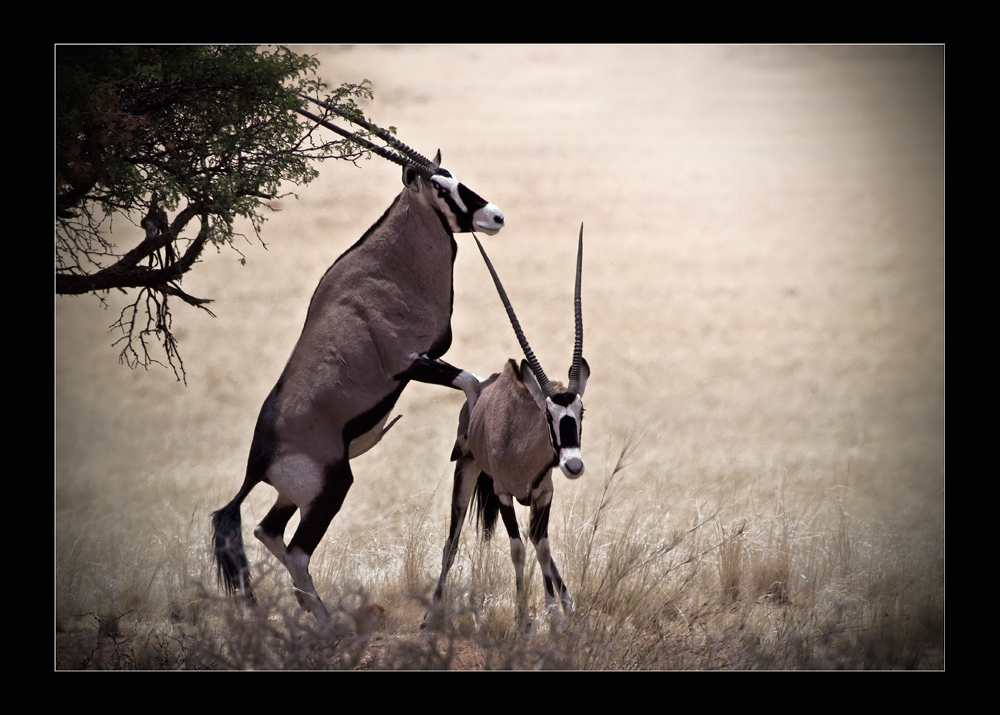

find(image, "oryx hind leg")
[499,497,531,633]
[254,494,297,568]
[529,491,574,617]
[280,457,355,628]
[423,454,481,629]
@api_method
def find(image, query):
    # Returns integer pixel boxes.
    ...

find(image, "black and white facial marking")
[429,170,505,236]
[545,391,586,478]
[522,357,590,480]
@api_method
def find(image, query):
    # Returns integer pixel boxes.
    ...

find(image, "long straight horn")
[298,92,437,173]
[472,234,556,397]
[568,223,585,394]
[294,102,438,179]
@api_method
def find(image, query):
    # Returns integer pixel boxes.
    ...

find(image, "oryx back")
[467,359,557,503]
[273,186,457,465]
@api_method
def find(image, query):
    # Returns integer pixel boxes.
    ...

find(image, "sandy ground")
[56,46,943,600]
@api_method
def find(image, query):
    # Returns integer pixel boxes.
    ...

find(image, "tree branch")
[56,46,380,382]
[56,196,209,297]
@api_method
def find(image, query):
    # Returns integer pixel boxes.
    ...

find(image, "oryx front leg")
[423,454,481,630]
[398,355,482,414]
[499,496,531,633]
[529,490,574,618]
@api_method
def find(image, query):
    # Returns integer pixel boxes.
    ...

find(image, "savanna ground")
[55,45,944,669]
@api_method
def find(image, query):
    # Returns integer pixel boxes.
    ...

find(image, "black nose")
[494,213,505,226]
[562,457,584,477]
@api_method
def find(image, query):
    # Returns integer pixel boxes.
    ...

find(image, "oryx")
[212,105,505,628]
[424,224,589,632]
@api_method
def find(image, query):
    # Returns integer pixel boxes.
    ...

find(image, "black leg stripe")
[287,460,354,556]
[259,502,297,538]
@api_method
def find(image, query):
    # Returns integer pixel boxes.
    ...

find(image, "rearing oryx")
[212,106,504,627]
[425,224,589,632]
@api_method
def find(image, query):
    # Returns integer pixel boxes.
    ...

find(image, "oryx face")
[429,170,505,236]
[523,358,590,480]
[546,391,586,479]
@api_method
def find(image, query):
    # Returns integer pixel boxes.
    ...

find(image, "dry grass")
[56,438,942,670]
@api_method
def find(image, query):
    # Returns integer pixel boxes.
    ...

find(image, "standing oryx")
[424,225,589,632]
[212,106,504,628]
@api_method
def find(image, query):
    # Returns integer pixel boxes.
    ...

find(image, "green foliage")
[56,45,378,381]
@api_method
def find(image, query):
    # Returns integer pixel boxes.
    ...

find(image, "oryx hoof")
[544,604,567,631]
[421,606,449,633]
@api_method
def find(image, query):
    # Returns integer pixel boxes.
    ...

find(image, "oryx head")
[473,224,589,479]
[294,98,505,237]
[402,150,505,236]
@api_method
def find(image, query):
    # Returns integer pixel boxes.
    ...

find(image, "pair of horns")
[473,224,585,397]
[295,94,440,179]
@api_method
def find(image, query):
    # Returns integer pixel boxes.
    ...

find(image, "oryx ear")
[433,149,442,167]
[402,164,421,191]
[570,357,590,397]
[520,359,548,410]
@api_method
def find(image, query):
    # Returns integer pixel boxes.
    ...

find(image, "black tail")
[472,471,499,542]
[211,493,256,604]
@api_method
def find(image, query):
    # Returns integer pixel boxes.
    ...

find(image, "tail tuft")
[211,500,256,604]
[472,471,499,542]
